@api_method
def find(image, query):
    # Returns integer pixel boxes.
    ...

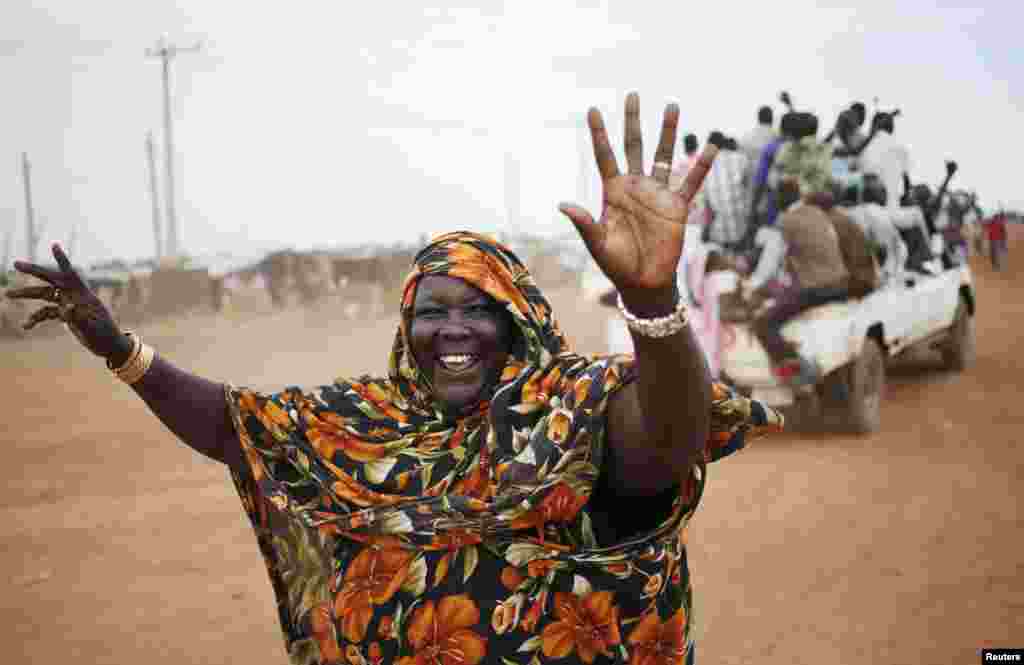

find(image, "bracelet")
[107,331,156,384]
[616,291,689,338]
[106,331,141,371]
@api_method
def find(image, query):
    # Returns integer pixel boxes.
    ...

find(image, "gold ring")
[653,161,671,172]
[52,287,62,302]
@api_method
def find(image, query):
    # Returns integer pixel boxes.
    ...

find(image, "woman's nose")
[438,313,473,338]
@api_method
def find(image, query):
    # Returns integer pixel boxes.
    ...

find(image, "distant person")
[702,132,750,250]
[898,161,958,271]
[669,133,704,220]
[669,133,700,190]
[846,101,868,151]
[745,112,801,243]
[740,219,787,301]
[809,190,881,297]
[859,111,910,210]
[684,132,699,161]
[740,105,779,176]
[939,192,970,266]
[987,211,1009,270]
[749,178,850,390]
[770,112,833,198]
[908,160,958,233]
[840,177,908,285]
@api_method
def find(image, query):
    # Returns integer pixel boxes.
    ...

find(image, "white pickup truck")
[589,230,976,433]
[712,263,975,432]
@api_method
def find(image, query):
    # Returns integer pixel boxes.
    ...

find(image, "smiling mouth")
[437,353,481,374]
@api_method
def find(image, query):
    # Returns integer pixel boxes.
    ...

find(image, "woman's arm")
[557,95,716,496]
[9,244,241,470]
[604,287,712,495]
[106,335,239,467]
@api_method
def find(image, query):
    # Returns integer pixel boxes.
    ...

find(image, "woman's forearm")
[622,286,712,464]
[108,336,238,467]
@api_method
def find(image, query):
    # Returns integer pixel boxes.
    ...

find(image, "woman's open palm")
[560,92,716,294]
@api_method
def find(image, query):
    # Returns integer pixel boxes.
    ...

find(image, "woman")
[7,93,782,664]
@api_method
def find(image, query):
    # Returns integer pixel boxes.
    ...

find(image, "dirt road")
[2,237,1021,664]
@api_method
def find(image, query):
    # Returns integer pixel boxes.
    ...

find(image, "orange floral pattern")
[628,609,689,665]
[396,594,487,665]
[225,232,782,664]
[541,591,622,663]
[332,546,415,643]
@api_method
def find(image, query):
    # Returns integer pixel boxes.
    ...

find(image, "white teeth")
[439,354,477,370]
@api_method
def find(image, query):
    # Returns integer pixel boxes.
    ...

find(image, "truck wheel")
[843,337,885,434]
[941,297,975,372]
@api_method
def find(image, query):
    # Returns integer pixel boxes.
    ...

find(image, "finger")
[651,103,679,185]
[5,286,58,301]
[623,92,644,176]
[12,261,62,285]
[23,305,63,331]
[587,108,620,181]
[558,202,605,254]
[678,144,719,206]
[52,243,89,290]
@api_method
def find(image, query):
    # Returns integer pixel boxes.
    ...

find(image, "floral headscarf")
[226,231,782,664]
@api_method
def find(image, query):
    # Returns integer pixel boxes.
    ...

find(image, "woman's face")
[409,275,514,415]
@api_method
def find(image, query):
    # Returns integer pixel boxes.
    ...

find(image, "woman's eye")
[466,304,494,317]
[416,308,445,319]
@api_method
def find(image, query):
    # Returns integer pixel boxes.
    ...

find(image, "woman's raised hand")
[559,92,715,305]
[6,243,124,358]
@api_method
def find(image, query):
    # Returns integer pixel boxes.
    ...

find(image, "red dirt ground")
[2,229,1021,664]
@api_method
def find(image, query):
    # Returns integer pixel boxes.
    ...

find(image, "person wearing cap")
[770,111,833,198]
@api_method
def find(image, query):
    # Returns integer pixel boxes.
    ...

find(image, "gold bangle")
[107,331,141,372]
[115,342,155,385]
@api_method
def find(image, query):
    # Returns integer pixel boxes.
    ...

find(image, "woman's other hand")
[559,92,716,314]
[6,243,126,359]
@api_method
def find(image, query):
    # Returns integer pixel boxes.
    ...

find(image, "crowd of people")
[665,96,1002,390]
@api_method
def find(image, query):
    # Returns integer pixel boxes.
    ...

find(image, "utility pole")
[145,131,163,261]
[146,35,202,260]
[20,152,38,264]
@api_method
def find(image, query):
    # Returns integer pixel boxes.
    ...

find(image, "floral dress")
[225,232,784,664]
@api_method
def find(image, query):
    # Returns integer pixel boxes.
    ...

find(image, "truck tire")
[842,337,885,434]
[941,297,975,372]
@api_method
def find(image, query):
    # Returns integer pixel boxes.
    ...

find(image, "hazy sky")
[1,1,1021,266]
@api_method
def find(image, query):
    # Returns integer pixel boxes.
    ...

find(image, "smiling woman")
[6,93,783,664]
[408,275,515,416]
